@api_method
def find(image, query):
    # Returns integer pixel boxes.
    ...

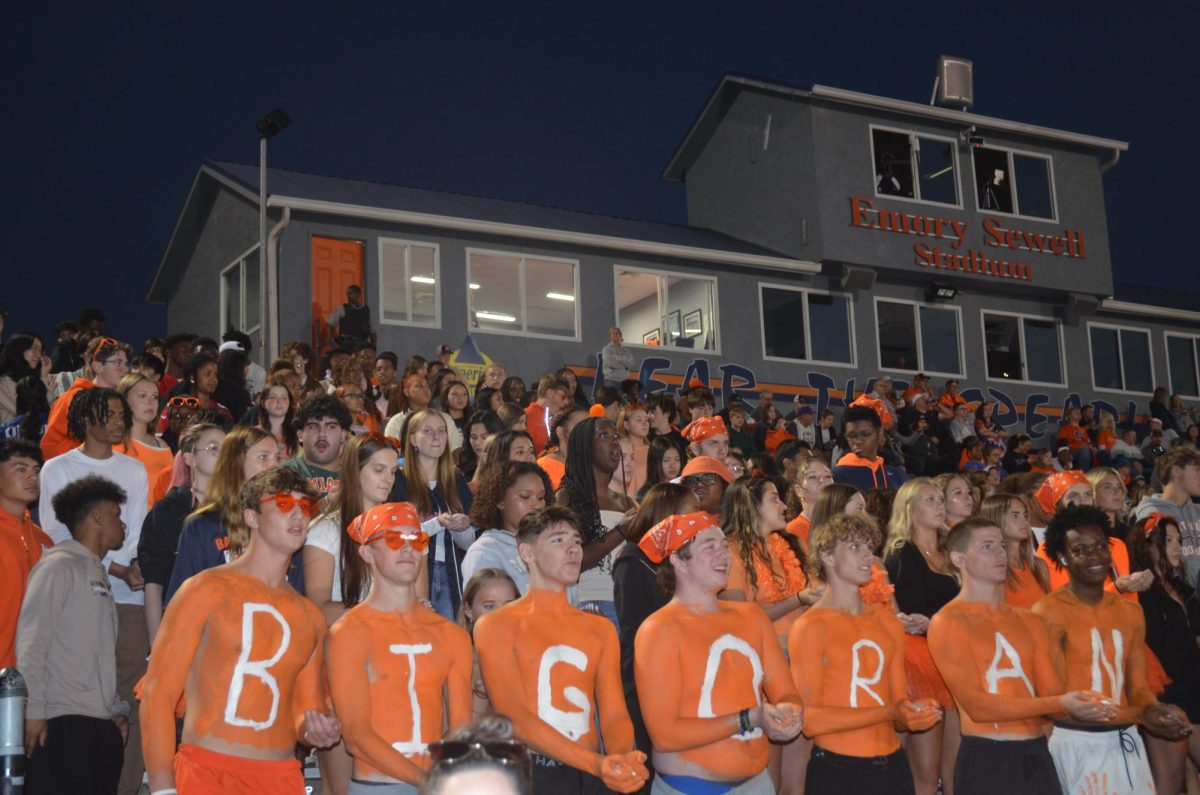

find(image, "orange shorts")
[175,743,304,794]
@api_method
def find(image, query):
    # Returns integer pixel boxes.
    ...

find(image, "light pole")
[256,108,291,365]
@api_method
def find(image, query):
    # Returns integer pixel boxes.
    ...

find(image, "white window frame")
[377,237,441,329]
[614,265,721,355]
[758,283,856,367]
[868,124,963,209]
[1165,331,1200,399]
[466,247,581,342]
[970,143,1059,223]
[872,297,965,378]
[979,309,1066,387]
[219,243,261,336]
[1085,321,1155,396]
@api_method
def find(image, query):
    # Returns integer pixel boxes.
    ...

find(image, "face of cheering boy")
[1061,523,1112,589]
[671,524,729,594]
[361,525,428,588]
[246,491,313,557]
[520,520,583,590]
[950,524,1008,585]
[823,535,875,587]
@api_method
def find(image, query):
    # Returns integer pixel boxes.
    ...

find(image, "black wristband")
[738,708,751,734]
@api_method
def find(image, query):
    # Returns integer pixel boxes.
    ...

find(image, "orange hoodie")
[40,378,94,460]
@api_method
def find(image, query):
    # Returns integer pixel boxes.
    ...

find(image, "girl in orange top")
[790,514,941,791]
[115,372,174,506]
[326,503,474,791]
[784,457,835,546]
[978,493,1050,609]
[635,513,803,792]
[720,474,820,793]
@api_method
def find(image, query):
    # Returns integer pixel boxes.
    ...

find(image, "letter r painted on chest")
[225,602,292,731]
[850,639,885,707]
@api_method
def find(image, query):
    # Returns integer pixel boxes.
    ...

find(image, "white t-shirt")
[305,514,345,603]
[38,448,149,606]
[576,509,624,603]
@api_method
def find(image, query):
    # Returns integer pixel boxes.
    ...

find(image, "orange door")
[311,236,365,354]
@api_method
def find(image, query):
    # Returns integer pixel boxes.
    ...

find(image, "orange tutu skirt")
[904,634,954,709]
[1146,644,1172,697]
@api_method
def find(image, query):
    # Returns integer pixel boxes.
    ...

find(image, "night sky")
[8,3,1195,348]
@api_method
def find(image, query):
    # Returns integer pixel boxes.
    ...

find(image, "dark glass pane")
[974,147,1013,213]
[983,313,1021,380]
[809,293,853,364]
[1119,329,1152,393]
[872,130,913,198]
[1025,319,1062,384]
[762,288,807,360]
[916,137,957,205]
[877,301,917,371]
[919,306,960,374]
[1014,154,1054,219]
[1090,326,1121,390]
[1168,336,1200,397]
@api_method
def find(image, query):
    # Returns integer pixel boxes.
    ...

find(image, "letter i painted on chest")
[390,643,434,754]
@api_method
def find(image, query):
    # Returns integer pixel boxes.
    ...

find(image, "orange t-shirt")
[784,514,811,546]
[788,604,906,757]
[116,440,175,508]
[1004,564,1049,610]
[326,603,473,784]
[634,599,798,781]
[1057,424,1090,451]
[1031,588,1154,724]
[1097,431,1118,452]
[140,568,327,781]
[939,393,966,409]
[0,509,53,668]
[725,537,807,645]
[927,600,1064,739]
[536,455,566,491]
[524,403,550,455]
[474,588,643,787]
[40,377,94,461]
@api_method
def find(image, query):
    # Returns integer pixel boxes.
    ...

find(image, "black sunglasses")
[427,739,530,770]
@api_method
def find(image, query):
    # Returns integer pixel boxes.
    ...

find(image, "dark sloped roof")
[1112,282,1200,313]
[207,160,788,259]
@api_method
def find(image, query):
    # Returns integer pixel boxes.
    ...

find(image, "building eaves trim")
[809,85,1130,153]
[1100,299,1200,325]
[267,195,821,275]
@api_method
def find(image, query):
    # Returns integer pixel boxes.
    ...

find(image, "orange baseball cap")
[679,455,735,484]
[347,502,422,545]
[638,511,721,563]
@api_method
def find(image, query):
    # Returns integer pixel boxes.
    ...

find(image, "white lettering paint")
[537,645,591,741]
[1089,628,1125,704]
[389,643,434,754]
[850,639,885,707]
[985,631,1035,696]
[698,634,764,741]
[224,603,291,730]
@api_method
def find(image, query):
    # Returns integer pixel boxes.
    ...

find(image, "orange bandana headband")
[638,511,720,563]
[1142,512,1174,536]
[849,394,893,429]
[1034,470,1090,516]
[347,502,422,545]
[683,415,727,443]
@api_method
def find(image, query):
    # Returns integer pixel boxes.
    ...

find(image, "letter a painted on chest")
[225,603,291,731]
[390,643,434,754]
[537,645,591,741]
[699,634,764,741]
[850,639,886,707]
[985,631,1035,696]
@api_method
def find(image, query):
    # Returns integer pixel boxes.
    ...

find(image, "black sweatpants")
[532,752,612,795]
[953,735,1059,795]
[805,745,916,794]
[25,714,123,795]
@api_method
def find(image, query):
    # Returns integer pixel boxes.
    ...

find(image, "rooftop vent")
[932,55,973,110]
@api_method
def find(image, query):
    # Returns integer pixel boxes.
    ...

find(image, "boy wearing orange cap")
[475,505,648,794]
[1032,505,1186,794]
[679,456,734,514]
[634,512,803,793]
[928,517,1115,794]
[326,502,474,794]
[789,514,940,792]
[681,415,729,462]
[140,467,343,795]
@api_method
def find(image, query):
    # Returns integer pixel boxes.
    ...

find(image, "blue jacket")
[165,510,304,604]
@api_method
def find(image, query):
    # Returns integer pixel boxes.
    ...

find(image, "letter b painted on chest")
[224,602,292,731]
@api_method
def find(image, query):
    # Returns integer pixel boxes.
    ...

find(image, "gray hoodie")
[1133,494,1200,590]
[16,540,129,721]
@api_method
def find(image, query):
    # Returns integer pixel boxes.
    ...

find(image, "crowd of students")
[1,309,1199,795]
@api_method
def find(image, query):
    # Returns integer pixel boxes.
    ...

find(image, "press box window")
[983,312,1064,385]
[760,285,853,365]
[220,247,260,334]
[616,267,717,351]
[875,300,962,375]
[871,128,959,206]
[468,251,579,339]
[974,146,1056,220]
[379,239,438,326]
[1088,324,1153,394]
[1166,334,1200,398]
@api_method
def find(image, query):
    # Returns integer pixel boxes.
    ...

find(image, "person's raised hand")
[1115,570,1154,593]
[897,612,930,635]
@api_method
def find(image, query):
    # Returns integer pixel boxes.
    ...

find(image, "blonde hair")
[978,492,1050,593]
[808,513,882,581]
[402,409,463,519]
[116,372,159,450]
[884,477,945,557]
[189,426,274,551]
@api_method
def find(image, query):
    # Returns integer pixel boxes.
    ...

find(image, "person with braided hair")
[556,417,636,631]
[41,335,131,460]
[535,404,589,490]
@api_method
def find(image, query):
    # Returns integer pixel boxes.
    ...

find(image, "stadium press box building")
[149,71,1200,442]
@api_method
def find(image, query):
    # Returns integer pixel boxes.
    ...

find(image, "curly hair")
[293,393,353,432]
[1042,504,1112,571]
[469,460,553,532]
[808,513,881,581]
[52,474,127,535]
[67,387,130,443]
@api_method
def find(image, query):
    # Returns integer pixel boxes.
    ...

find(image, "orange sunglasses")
[371,530,430,553]
[260,492,320,517]
[167,396,201,408]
